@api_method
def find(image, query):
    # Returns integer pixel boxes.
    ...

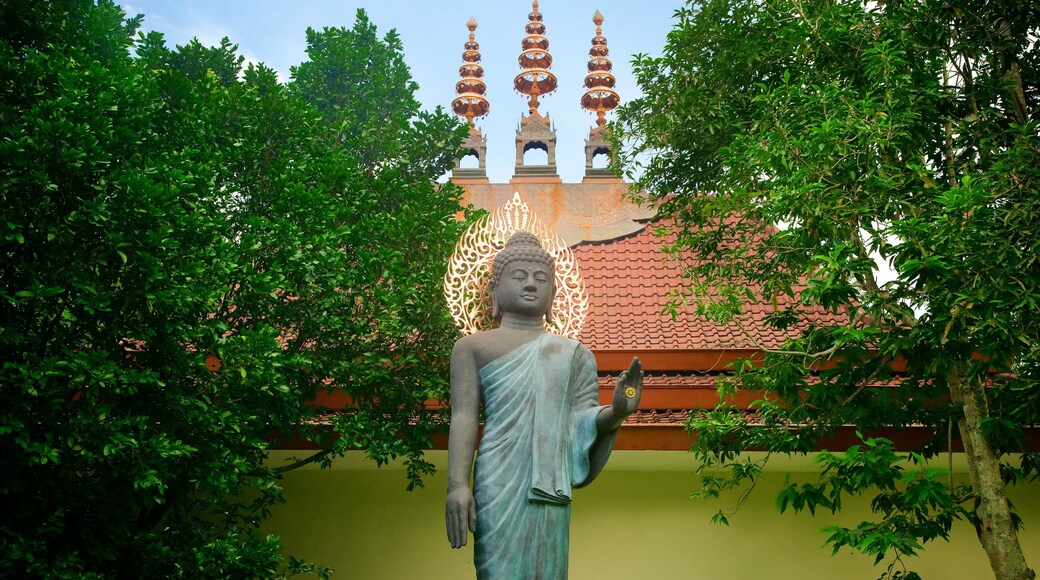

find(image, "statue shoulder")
[540,332,580,348]
[572,341,595,365]
[545,333,587,356]
[452,332,484,358]
[452,329,508,368]
[542,334,593,368]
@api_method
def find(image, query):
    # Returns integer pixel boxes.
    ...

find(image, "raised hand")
[612,356,644,419]
[597,357,643,434]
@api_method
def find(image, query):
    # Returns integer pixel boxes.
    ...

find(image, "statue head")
[489,232,556,323]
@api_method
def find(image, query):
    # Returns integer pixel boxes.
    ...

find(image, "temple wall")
[264,450,1040,579]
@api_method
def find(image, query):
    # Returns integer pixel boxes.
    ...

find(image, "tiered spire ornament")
[580,10,620,127]
[452,17,490,125]
[513,0,558,114]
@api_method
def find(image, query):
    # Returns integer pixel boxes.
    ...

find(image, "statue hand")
[612,357,644,420]
[445,486,476,549]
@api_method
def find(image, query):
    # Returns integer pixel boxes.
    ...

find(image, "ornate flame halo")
[444,192,589,338]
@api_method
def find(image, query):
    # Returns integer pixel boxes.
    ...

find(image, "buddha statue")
[445,231,643,579]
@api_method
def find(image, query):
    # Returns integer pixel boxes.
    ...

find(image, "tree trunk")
[949,367,1036,580]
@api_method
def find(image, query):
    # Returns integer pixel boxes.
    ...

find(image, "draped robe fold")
[473,333,616,580]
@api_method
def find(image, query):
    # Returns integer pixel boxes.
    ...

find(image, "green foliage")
[618,0,1039,576]
[1,0,466,576]
[782,437,971,563]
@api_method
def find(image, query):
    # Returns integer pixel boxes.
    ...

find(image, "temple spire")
[581,9,620,127]
[452,17,490,125]
[510,0,560,182]
[513,0,558,115]
[451,17,490,183]
[581,10,622,181]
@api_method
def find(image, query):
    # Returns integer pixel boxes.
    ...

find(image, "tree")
[615,1,1039,578]
[1,1,467,576]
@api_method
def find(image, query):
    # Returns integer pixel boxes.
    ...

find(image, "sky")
[119,0,687,183]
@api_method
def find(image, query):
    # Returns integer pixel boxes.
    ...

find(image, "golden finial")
[581,10,619,127]
[514,0,557,114]
[452,17,489,125]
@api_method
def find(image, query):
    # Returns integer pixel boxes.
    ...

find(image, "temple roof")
[456,178,846,355]
[573,220,847,352]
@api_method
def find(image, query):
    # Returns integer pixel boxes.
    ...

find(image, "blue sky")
[120,0,685,182]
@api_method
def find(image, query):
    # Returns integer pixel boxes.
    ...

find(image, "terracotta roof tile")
[621,409,767,426]
[573,220,847,351]
[623,409,691,425]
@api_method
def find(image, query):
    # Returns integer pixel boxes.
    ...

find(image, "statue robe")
[473,332,616,580]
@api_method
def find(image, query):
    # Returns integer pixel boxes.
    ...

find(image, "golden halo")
[444,192,589,338]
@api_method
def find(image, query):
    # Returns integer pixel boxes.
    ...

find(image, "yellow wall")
[265,450,1040,579]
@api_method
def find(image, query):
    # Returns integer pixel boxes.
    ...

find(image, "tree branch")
[273,449,331,474]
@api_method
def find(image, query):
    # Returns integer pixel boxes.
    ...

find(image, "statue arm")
[569,345,633,488]
[596,356,643,434]
[446,339,479,549]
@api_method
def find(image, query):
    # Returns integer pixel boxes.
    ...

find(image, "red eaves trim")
[594,349,760,372]
[594,349,909,373]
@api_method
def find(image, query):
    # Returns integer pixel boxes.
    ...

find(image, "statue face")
[493,259,554,320]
